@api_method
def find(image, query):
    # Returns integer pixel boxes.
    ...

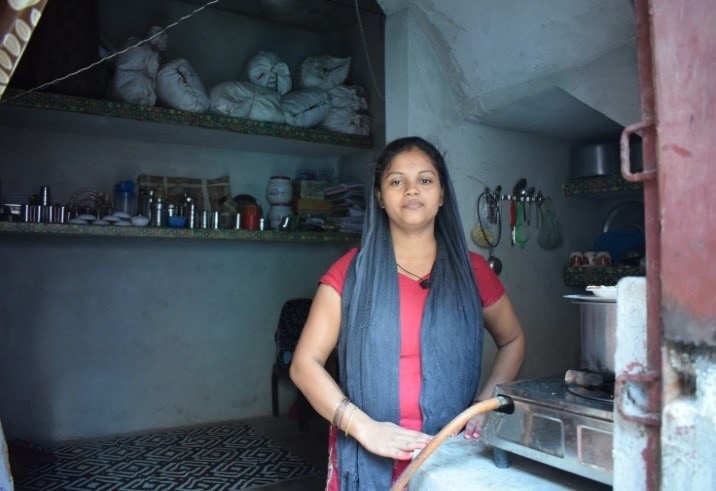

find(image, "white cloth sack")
[244,51,292,96]
[280,89,330,127]
[209,81,284,123]
[111,26,168,106]
[156,58,210,113]
[298,55,351,90]
[327,85,369,111]
[322,107,372,135]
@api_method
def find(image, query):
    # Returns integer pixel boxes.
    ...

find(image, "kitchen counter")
[411,436,611,490]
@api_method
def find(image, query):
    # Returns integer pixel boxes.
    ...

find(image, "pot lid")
[563,294,616,303]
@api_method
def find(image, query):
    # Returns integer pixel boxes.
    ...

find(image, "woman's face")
[376,148,444,230]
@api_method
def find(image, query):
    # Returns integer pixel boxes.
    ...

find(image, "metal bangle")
[344,405,358,437]
[331,397,350,428]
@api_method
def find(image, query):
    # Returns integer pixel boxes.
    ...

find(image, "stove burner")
[563,369,614,403]
[565,383,614,403]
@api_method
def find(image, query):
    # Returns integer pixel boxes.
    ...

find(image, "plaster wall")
[0,0,384,443]
[0,127,360,444]
[383,8,630,382]
[661,348,716,490]
[0,0,639,446]
[384,10,594,381]
[379,0,640,138]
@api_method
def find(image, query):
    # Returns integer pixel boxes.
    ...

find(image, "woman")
[291,136,525,489]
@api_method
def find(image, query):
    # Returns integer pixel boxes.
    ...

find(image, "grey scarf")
[336,165,484,490]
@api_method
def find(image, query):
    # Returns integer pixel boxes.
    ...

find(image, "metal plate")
[602,201,644,233]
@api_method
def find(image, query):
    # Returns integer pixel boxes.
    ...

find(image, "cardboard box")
[293,180,327,199]
[295,199,332,216]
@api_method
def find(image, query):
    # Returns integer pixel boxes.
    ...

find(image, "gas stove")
[482,374,614,486]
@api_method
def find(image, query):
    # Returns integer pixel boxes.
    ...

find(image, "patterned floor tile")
[15,422,319,490]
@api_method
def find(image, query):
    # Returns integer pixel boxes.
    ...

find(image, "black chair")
[271,298,313,431]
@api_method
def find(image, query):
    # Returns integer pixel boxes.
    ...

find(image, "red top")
[321,248,505,488]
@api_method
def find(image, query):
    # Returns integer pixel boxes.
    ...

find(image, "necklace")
[397,262,433,289]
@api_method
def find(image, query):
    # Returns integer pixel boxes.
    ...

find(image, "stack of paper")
[325,182,365,234]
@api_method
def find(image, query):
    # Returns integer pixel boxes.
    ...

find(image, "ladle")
[487,245,503,275]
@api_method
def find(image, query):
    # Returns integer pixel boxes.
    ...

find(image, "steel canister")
[211,211,220,229]
[150,197,165,227]
[54,205,66,223]
[39,186,51,206]
[199,210,210,229]
[187,203,197,229]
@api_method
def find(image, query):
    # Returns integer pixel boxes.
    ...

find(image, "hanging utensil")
[515,201,529,248]
[510,200,516,246]
[471,189,495,248]
[490,185,502,224]
[526,186,535,225]
[537,197,563,249]
[474,188,503,275]
[510,179,526,247]
[487,244,503,275]
[535,190,543,229]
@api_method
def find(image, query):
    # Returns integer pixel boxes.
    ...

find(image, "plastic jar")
[269,205,293,229]
[243,204,261,230]
[114,181,137,216]
[266,176,292,205]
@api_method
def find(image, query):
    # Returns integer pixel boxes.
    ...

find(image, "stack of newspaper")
[325,182,365,234]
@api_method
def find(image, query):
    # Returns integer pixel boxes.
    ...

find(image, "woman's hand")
[354,419,433,461]
[463,413,486,439]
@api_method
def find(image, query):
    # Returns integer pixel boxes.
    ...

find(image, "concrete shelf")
[0,89,373,158]
[0,221,359,243]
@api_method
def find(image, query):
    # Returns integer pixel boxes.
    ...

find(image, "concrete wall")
[0,125,364,444]
[384,8,618,383]
[378,0,640,135]
[0,0,384,444]
[0,0,636,445]
[0,235,348,444]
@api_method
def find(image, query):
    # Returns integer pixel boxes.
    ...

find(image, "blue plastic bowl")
[593,230,645,263]
[167,216,187,228]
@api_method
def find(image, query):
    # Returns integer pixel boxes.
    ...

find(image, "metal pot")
[571,297,617,374]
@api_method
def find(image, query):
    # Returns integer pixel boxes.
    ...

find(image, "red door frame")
[625,0,716,489]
